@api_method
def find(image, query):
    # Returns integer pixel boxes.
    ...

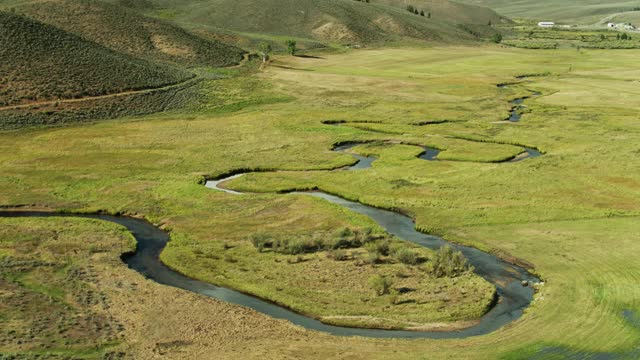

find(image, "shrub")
[364,239,389,256]
[430,245,472,278]
[328,249,349,261]
[329,237,349,249]
[366,251,380,264]
[375,240,390,256]
[395,247,418,265]
[388,289,400,305]
[368,275,393,296]
[361,227,380,244]
[285,39,297,56]
[258,42,272,62]
[279,238,317,255]
[339,227,353,237]
[250,232,273,252]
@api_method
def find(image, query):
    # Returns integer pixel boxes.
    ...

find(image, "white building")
[607,23,616,28]
[538,22,555,28]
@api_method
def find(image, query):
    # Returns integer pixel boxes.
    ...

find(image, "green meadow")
[2,46,640,358]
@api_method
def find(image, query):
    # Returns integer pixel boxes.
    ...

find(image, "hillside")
[373,0,507,25]
[5,0,245,68]
[133,0,506,45]
[0,11,191,107]
[456,0,640,24]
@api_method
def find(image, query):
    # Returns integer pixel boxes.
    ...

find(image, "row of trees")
[258,40,298,63]
[406,5,431,18]
[617,33,633,40]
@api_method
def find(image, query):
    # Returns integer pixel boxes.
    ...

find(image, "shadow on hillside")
[271,65,313,71]
[295,54,325,59]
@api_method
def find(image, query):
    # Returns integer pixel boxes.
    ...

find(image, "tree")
[492,33,503,43]
[406,5,414,13]
[488,20,492,26]
[285,39,297,56]
[420,10,425,16]
[427,12,431,18]
[258,42,272,63]
[414,8,419,14]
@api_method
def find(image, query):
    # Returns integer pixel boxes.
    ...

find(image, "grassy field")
[161,195,495,330]
[0,218,135,359]
[1,45,640,358]
[499,21,640,50]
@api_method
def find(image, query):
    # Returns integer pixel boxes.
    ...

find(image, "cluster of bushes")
[502,40,560,49]
[249,230,472,279]
[425,245,473,278]
[367,246,472,298]
[616,33,633,40]
[250,228,423,266]
[406,5,430,18]
[249,227,385,255]
[579,41,640,49]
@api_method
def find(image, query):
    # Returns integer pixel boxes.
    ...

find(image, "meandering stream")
[0,142,541,339]
[0,80,547,339]
[198,143,541,338]
[0,169,539,340]
[336,141,541,164]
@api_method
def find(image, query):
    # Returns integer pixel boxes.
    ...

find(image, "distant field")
[1,45,640,358]
[457,0,640,23]
[500,24,640,49]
